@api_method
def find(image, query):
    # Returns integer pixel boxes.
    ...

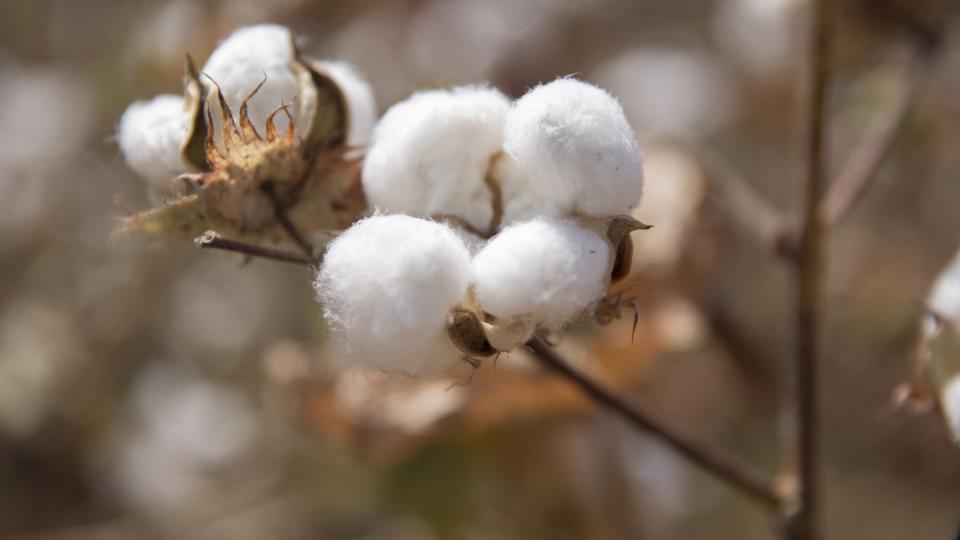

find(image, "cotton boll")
[315,60,377,145]
[471,217,610,330]
[314,215,471,376]
[929,251,960,322]
[117,94,189,191]
[362,85,509,232]
[503,78,643,218]
[493,154,564,226]
[202,24,299,132]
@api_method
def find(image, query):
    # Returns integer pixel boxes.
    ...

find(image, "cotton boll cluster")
[314,215,472,376]
[321,77,647,375]
[502,78,644,218]
[471,217,610,332]
[117,95,190,192]
[362,86,510,232]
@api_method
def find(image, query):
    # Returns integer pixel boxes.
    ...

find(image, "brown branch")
[195,231,318,266]
[697,147,794,257]
[524,337,783,508]
[783,0,831,537]
[261,184,315,257]
[819,42,931,228]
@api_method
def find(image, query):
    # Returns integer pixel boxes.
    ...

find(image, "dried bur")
[447,215,651,364]
[119,38,366,254]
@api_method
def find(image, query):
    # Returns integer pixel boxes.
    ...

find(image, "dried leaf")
[180,54,210,172]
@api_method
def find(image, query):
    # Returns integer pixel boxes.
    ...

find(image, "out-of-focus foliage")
[1,0,959,539]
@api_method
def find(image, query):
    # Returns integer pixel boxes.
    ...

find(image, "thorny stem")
[524,337,783,508]
[195,231,318,266]
[785,0,831,537]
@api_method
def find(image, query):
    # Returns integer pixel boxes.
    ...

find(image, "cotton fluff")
[117,94,189,191]
[315,60,378,145]
[202,24,299,133]
[314,215,471,376]
[362,86,509,232]
[929,250,960,322]
[503,78,644,217]
[470,217,610,329]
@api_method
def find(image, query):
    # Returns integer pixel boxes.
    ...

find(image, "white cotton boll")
[503,78,643,218]
[315,60,377,145]
[314,215,471,376]
[929,251,960,322]
[471,217,610,329]
[117,94,189,190]
[362,85,509,232]
[202,24,298,132]
[493,154,564,226]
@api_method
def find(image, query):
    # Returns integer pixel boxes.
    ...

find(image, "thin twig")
[261,184,315,257]
[784,0,831,537]
[195,231,318,266]
[819,42,931,228]
[698,147,793,257]
[524,337,783,508]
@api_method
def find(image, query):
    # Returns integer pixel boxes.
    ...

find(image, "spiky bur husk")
[447,215,651,359]
[119,44,365,252]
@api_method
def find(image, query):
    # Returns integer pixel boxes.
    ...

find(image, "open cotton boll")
[117,94,189,191]
[362,85,509,232]
[503,78,643,218]
[314,215,471,376]
[929,251,960,322]
[493,155,564,226]
[471,217,610,330]
[315,60,377,145]
[202,24,298,132]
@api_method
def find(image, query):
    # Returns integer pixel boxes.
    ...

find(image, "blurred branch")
[784,0,832,537]
[819,41,933,229]
[195,231,319,266]
[524,337,783,508]
[702,39,932,261]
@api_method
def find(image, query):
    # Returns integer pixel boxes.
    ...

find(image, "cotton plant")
[315,77,649,376]
[116,24,377,251]
[116,24,650,378]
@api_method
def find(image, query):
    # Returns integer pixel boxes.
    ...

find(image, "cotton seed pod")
[362,85,510,234]
[470,217,612,341]
[314,215,472,376]
[503,77,644,218]
[117,94,189,192]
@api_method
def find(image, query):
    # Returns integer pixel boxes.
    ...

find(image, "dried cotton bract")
[117,94,189,192]
[503,78,644,218]
[362,86,510,233]
[471,217,611,333]
[315,60,378,145]
[314,215,471,376]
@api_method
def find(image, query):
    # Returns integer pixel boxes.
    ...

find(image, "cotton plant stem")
[785,0,831,537]
[524,337,783,508]
[195,231,319,266]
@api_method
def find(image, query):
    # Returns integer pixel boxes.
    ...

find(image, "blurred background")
[1,0,959,538]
